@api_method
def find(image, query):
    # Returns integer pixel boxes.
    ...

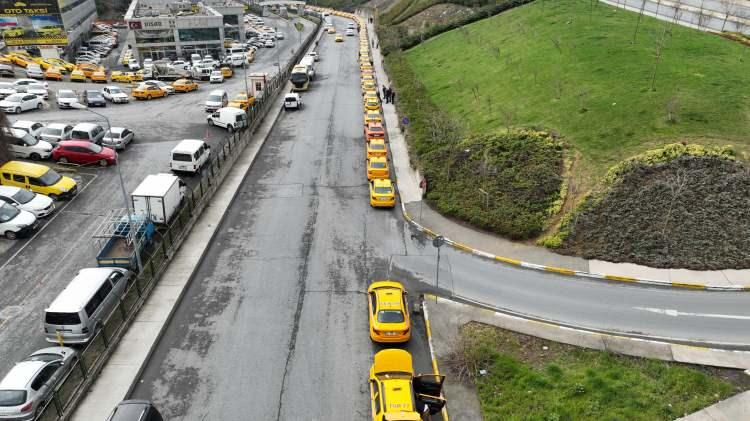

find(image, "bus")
[290,65,309,91]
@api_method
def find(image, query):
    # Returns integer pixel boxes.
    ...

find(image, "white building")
[124,0,244,62]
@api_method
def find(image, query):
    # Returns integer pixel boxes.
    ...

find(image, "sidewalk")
[364,16,750,290]
[676,391,750,421]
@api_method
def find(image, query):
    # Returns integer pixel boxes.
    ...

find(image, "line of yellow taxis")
[309,9,448,420]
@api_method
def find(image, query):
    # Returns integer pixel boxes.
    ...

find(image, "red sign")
[128,21,142,29]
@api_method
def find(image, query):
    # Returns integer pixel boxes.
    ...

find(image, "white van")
[44,268,132,344]
[207,107,248,132]
[71,122,105,144]
[190,53,202,66]
[169,139,210,173]
[205,89,228,112]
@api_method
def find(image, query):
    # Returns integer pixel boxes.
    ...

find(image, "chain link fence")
[33,16,321,421]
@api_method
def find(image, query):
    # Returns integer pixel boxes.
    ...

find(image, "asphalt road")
[130,16,440,420]
[0,15,313,377]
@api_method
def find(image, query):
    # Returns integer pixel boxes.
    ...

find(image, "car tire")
[14,107,20,113]
[30,153,41,160]
[48,193,58,201]
[146,95,151,100]
[58,156,68,164]
[99,159,108,167]
[227,125,234,133]
[5,230,17,240]
[36,102,42,110]
[207,119,214,126]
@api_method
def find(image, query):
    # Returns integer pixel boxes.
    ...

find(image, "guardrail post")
[98,324,109,349]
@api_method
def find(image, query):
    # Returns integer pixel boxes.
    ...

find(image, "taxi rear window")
[377,310,404,323]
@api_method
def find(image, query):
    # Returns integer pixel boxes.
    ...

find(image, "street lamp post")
[432,235,445,299]
[71,103,143,274]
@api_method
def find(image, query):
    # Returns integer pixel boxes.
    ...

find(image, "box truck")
[131,174,186,224]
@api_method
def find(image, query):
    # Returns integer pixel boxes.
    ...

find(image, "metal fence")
[34,18,321,421]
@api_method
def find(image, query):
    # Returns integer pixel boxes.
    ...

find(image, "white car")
[264,39,275,48]
[200,58,218,68]
[209,70,224,83]
[0,202,37,239]
[139,80,174,95]
[143,58,153,69]
[13,79,47,93]
[128,60,141,70]
[25,65,44,79]
[12,120,44,139]
[0,82,17,99]
[101,127,134,150]
[101,86,129,103]
[56,89,79,109]
[26,83,49,99]
[0,93,43,114]
[346,28,355,36]
[276,32,285,40]
[0,186,55,218]
[39,123,73,145]
[283,93,302,110]
[306,51,319,62]
[5,128,53,160]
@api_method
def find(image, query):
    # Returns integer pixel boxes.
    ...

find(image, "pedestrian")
[376,40,379,48]
[382,85,387,100]
[372,39,374,48]
[376,90,381,102]
[390,90,396,104]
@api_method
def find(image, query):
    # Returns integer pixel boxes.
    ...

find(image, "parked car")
[52,140,117,166]
[0,93,43,114]
[264,39,275,48]
[0,64,14,78]
[0,186,55,217]
[101,127,134,150]
[83,90,106,107]
[40,123,73,145]
[0,82,17,99]
[5,127,53,160]
[0,200,37,239]
[56,89,79,109]
[12,120,44,139]
[105,400,164,421]
[209,70,224,84]
[127,60,140,71]
[101,86,129,103]
[70,122,105,144]
[0,347,78,418]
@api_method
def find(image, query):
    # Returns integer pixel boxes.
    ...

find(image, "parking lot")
[0,14,313,377]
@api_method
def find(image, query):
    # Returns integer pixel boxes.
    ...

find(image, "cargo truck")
[131,173,186,224]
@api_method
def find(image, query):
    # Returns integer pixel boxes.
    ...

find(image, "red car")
[52,140,117,166]
[364,122,385,141]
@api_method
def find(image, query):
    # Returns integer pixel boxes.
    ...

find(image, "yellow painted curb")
[545,266,576,276]
[495,256,522,265]
[671,282,707,290]
[604,275,637,282]
[451,242,474,253]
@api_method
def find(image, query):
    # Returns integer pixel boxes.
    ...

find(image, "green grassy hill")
[403,0,750,185]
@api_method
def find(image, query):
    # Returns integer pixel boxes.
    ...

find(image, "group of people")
[381,86,396,104]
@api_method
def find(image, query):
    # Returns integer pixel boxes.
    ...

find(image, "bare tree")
[633,0,648,43]
[697,0,711,30]
[650,4,681,91]
[498,105,517,132]
[665,97,681,123]
[660,168,688,255]
[720,0,737,32]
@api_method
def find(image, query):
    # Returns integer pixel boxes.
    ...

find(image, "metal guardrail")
[33,18,321,421]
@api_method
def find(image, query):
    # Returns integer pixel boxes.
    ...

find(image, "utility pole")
[432,235,445,298]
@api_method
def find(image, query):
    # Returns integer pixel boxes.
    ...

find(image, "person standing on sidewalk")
[390,90,396,104]
[382,85,388,102]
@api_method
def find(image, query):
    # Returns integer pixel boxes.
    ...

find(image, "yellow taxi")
[44,67,63,81]
[172,78,198,92]
[364,95,380,111]
[327,27,336,34]
[366,138,387,160]
[361,74,375,83]
[220,66,233,78]
[76,63,98,77]
[366,156,389,180]
[111,71,132,83]
[335,34,344,42]
[122,54,130,65]
[364,110,382,125]
[363,90,378,105]
[227,92,254,110]
[46,58,74,72]
[0,161,77,200]
[8,53,31,68]
[361,63,373,72]
[367,281,409,341]
[246,50,255,63]
[369,178,395,208]
[368,349,445,421]
[132,84,166,100]
[362,80,376,94]
[32,57,51,70]
[131,71,144,82]
[0,55,11,65]
[91,69,107,83]
[70,69,86,82]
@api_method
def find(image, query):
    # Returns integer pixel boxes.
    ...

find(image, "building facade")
[125,0,244,62]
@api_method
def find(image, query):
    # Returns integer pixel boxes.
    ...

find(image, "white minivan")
[207,107,247,132]
[205,89,228,112]
[44,268,132,344]
[169,139,210,173]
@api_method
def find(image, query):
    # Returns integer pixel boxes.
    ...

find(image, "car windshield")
[11,189,34,204]
[22,133,38,146]
[109,87,123,94]
[58,91,75,98]
[370,143,385,150]
[208,95,222,102]
[377,310,405,323]
[0,390,27,407]
[0,203,20,222]
[42,127,61,136]
[369,126,384,132]
[371,162,386,169]
[374,186,392,194]
[87,91,102,98]
[37,170,61,186]
[291,73,308,84]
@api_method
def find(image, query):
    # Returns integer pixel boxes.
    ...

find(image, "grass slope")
[404,0,750,185]
[453,323,748,421]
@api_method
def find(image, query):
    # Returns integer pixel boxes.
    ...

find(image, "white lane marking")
[635,307,750,320]
[0,172,98,272]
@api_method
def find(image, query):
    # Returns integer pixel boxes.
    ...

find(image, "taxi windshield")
[378,310,404,323]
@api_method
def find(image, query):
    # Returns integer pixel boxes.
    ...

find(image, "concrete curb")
[402,202,750,292]
[435,295,750,368]
[421,296,450,421]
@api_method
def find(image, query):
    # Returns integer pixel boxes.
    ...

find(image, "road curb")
[421,295,450,421]
[435,295,750,367]
[401,203,749,292]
